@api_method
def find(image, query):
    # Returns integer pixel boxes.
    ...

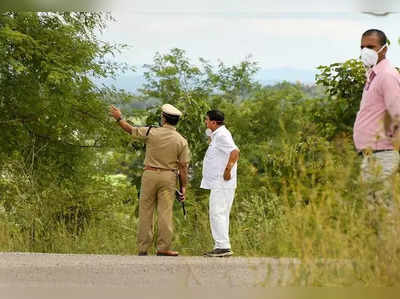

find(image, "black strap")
[358,149,395,156]
[142,126,153,151]
[145,126,153,136]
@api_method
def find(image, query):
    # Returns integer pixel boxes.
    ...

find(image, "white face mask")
[360,44,387,68]
[205,128,213,137]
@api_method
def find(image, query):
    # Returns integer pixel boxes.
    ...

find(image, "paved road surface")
[0,252,299,289]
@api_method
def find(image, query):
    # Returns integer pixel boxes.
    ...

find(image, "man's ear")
[382,46,388,56]
[380,44,388,58]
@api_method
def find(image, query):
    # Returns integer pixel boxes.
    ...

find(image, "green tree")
[205,57,260,104]
[312,59,366,138]
[137,48,260,186]
[138,48,211,184]
[0,12,130,248]
[0,12,124,157]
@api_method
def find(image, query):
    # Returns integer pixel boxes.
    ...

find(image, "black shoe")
[203,248,233,257]
[138,252,148,256]
[156,250,179,256]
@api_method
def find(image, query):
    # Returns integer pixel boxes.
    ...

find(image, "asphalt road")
[0,252,299,289]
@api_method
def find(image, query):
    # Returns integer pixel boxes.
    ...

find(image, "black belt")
[358,149,394,156]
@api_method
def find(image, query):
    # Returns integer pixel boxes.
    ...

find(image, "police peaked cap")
[161,104,182,117]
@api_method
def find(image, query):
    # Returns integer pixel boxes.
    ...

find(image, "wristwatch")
[116,116,122,123]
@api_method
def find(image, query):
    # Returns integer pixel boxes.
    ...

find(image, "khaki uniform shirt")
[131,124,190,170]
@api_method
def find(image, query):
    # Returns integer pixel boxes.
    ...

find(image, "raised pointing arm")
[110,105,134,134]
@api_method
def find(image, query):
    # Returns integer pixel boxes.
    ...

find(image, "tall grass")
[1,138,400,286]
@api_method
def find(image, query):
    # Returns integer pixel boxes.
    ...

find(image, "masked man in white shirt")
[201,110,240,257]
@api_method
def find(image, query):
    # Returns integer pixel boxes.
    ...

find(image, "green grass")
[1,144,400,286]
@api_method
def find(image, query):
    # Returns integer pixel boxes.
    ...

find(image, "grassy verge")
[1,145,400,286]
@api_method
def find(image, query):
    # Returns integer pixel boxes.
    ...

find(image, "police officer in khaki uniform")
[110,104,190,256]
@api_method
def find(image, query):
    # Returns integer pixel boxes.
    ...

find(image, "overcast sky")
[97,1,400,86]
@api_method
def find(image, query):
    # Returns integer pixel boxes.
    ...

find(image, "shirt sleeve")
[382,73,400,122]
[131,127,150,140]
[178,141,191,163]
[215,133,238,154]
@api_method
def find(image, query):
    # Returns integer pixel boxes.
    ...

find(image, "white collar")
[211,125,225,136]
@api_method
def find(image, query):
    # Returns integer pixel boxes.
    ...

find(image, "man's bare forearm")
[392,122,400,150]
[110,105,134,135]
[386,109,400,150]
[178,163,189,187]
[118,119,134,134]
[225,149,240,171]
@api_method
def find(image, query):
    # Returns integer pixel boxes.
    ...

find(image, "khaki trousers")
[361,151,399,211]
[137,170,176,253]
[361,151,399,238]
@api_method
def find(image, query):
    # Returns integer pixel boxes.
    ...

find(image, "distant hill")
[97,73,146,93]
[97,67,318,93]
[255,68,317,86]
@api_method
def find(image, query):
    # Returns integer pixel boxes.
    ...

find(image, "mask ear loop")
[377,43,387,53]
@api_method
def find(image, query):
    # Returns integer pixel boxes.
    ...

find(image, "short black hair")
[163,113,179,126]
[362,29,387,46]
[206,110,224,125]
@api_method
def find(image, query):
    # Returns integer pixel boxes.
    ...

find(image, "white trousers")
[209,188,235,249]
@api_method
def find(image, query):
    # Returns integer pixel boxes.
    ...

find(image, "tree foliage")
[312,59,366,138]
[136,48,259,184]
[0,12,130,245]
[140,48,211,169]
[3,12,396,264]
[0,12,122,157]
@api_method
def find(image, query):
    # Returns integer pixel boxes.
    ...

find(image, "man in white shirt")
[201,110,240,257]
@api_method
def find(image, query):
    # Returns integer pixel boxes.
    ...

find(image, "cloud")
[2,0,399,13]
[110,0,400,13]
[105,12,365,40]
[236,18,365,40]
[101,11,400,69]
[111,0,361,12]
